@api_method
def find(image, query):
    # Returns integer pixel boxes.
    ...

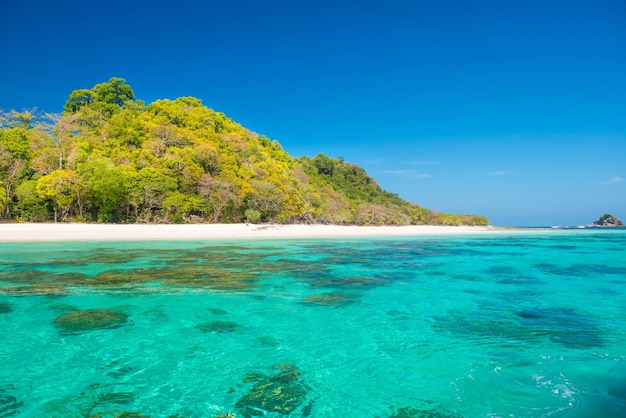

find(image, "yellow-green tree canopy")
[0,79,488,225]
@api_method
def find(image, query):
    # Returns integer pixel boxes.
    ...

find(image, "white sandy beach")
[0,223,499,242]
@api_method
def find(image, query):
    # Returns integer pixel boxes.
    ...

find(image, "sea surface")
[1,230,625,417]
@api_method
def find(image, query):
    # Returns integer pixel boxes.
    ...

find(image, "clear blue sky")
[1,0,624,226]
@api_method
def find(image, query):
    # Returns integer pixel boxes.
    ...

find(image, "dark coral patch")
[208,307,228,315]
[54,309,128,334]
[310,275,383,290]
[517,307,605,348]
[389,405,462,417]
[195,320,240,333]
[534,263,626,277]
[0,302,14,313]
[301,292,357,306]
[432,304,606,349]
[0,384,24,417]
[236,364,308,417]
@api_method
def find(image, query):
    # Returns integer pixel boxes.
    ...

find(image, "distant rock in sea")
[592,214,623,227]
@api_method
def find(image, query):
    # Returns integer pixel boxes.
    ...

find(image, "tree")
[0,139,30,218]
[41,112,82,170]
[126,167,177,222]
[246,180,285,222]
[192,143,220,174]
[8,109,37,130]
[63,77,135,118]
[196,175,242,222]
[92,77,135,107]
[244,208,262,224]
[15,180,50,221]
[0,182,8,217]
[78,159,128,222]
[63,89,95,113]
[312,153,335,176]
[106,108,146,148]
[36,170,85,222]
[0,127,32,160]
[162,191,202,223]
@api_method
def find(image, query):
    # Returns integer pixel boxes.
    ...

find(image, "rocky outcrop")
[592,214,624,227]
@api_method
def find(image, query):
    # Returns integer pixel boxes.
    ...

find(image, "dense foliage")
[0,78,488,225]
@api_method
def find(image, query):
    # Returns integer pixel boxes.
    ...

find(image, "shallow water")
[1,230,625,417]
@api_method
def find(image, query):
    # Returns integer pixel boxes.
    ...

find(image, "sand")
[0,223,500,242]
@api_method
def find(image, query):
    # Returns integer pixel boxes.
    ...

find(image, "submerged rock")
[208,307,228,315]
[389,406,462,418]
[0,284,67,295]
[0,302,14,313]
[236,364,308,417]
[54,309,128,334]
[0,384,24,417]
[45,382,146,417]
[0,250,263,294]
[301,292,357,306]
[255,336,279,347]
[195,320,240,333]
[310,275,383,289]
[432,303,606,349]
[517,306,605,348]
[592,214,623,227]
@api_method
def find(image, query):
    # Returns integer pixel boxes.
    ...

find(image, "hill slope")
[0,78,488,225]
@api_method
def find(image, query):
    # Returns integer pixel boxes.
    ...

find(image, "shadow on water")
[516,307,606,349]
[432,304,605,349]
[533,262,626,277]
[483,265,545,286]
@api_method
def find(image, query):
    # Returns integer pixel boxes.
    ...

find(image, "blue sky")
[1,0,624,226]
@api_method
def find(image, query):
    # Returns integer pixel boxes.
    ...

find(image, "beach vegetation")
[245,208,262,224]
[0,79,489,225]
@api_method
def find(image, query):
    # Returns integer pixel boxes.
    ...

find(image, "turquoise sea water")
[1,230,625,417]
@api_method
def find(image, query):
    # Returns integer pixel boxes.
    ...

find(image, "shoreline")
[0,223,503,242]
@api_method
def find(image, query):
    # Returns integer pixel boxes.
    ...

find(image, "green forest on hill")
[0,78,488,226]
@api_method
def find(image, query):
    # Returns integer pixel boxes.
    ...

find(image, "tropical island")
[0,77,488,226]
[592,214,623,228]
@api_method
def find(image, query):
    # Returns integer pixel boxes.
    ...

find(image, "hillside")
[0,78,488,226]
